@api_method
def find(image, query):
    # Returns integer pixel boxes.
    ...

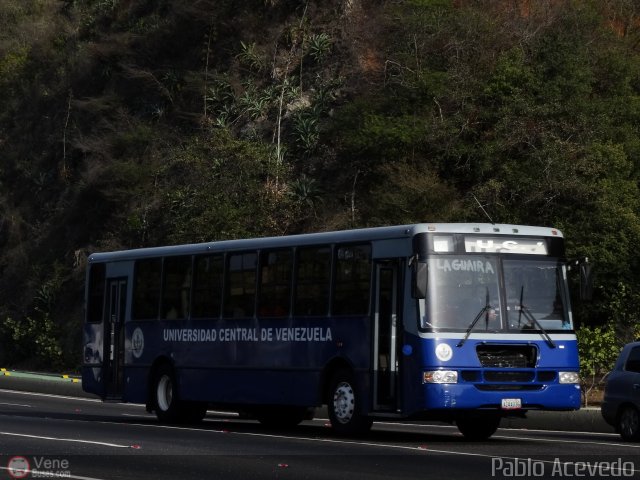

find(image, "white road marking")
[320,416,622,439]
[1,388,635,475]
[0,389,102,403]
[0,431,131,448]
[492,432,639,449]
[107,422,639,473]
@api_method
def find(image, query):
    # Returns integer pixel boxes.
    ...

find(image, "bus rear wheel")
[456,414,501,440]
[328,369,373,435]
[152,364,206,424]
[153,364,182,423]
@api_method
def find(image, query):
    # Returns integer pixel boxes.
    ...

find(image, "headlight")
[558,371,580,384]
[423,370,458,384]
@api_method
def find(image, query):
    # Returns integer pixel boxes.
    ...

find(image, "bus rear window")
[133,258,162,320]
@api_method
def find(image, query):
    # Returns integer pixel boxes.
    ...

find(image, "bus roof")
[88,223,563,263]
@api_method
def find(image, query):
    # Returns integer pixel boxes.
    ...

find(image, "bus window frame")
[293,244,333,318]
[160,255,194,321]
[85,262,107,324]
[223,250,258,319]
[132,257,163,321]
[191,253,225,320]
[331,242,373,317]
[258,248,294,319]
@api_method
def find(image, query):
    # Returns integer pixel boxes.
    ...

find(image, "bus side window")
[258,249,292,317]
[192,254,223,318]
[294,247,331,316]
[332,244,372,316]
[224,252,257,318]
[133,258,162,320]
[161,256,192,320]
[86,263,106,323]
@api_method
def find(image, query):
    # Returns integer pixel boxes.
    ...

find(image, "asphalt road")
[0,386,638,480]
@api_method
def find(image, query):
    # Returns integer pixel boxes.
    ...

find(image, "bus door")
[373,260,401,411]
[104,278,127,400]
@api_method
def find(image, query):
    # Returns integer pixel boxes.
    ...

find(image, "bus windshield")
[503,259,571,332]
[423,256,572,332]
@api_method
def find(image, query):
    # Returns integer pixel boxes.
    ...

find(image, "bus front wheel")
[328,369,373,435]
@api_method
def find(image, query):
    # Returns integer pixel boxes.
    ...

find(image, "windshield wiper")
[457,288,492,348]
[517,286,556,349]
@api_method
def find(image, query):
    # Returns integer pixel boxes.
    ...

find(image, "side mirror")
[412,261,427,299]
[579,260,593,301]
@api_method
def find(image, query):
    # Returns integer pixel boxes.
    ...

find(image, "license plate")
[501,398,522,410]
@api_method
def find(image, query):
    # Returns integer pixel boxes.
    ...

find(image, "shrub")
[576,322,620,406]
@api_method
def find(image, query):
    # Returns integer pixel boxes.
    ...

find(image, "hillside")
[2,0,640,369]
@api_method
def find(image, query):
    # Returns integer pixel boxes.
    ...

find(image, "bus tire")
[152,364,183,423]
[456,414,501,440]
[328,369,373,435]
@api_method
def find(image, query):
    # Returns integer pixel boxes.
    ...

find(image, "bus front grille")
[476,345,537,368]
[461,370,557,384]
[475,385,543,391]
[483,371,535,382]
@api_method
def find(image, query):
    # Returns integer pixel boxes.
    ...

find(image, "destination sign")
[464,237,547,255]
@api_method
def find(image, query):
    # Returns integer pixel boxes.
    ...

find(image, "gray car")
[601,341,640,441]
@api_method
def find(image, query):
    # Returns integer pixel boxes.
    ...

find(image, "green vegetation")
[1,0,640,372]
[576,322,619,406]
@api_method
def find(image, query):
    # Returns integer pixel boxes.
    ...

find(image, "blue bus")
[82,223,584,439]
